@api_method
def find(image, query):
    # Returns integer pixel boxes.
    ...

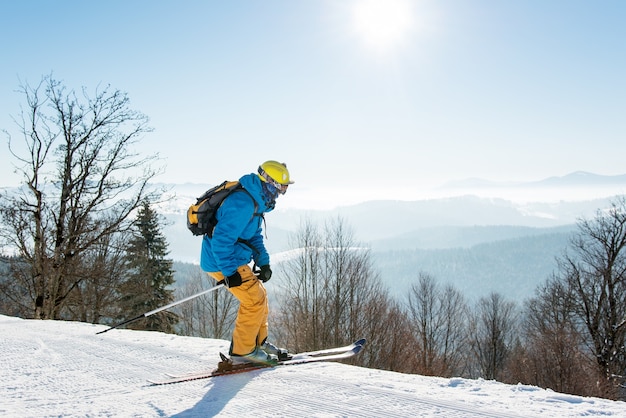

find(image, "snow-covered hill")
[1,315,624,417]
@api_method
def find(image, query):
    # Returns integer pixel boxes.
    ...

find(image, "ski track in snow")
[1,315,625,417]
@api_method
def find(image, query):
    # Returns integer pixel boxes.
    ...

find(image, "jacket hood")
[239,173,274,212]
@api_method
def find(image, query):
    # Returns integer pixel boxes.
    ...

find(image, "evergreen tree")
[120,201,177,333]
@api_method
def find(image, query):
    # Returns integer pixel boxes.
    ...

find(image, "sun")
[349,0,415,53]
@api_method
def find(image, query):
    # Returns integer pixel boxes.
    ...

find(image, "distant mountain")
[372,229,574,302]
[163,192,606,302]
[160,187,608,302]
[164,194,618,262]
[369,224,576,251]
[174,225,576,303]
[2,176,620,304]
[2,176,622,265]
[536,171,626,186]
[311,196,611,241]
[441,171,626,189]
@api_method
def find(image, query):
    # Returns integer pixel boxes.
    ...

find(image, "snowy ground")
[1,315,625,417]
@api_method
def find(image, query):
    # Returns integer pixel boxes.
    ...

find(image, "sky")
[3,314,625,416]
[1,1,625,209]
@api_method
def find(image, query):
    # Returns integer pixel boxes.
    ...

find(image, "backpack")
[187,181,258,237]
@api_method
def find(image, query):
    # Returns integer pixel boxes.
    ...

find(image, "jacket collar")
[239,173,274,212]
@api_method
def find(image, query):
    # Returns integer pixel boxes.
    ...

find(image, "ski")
[148,339,365,386]
[279,344,362,366]
[164,338,366,379]
[149,345,362,385]
[292,338,366,359]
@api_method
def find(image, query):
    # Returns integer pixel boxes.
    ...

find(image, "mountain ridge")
[441,171,626,189]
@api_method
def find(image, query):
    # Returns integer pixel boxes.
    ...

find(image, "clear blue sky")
[1,1,625,208]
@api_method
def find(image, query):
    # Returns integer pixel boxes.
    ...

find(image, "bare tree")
[321,217,381,348]
[274,216,394,369]
[0,75,161,320]
[555,196,626,399]
[273,218,325,351]
[406,273,468,377]
[468,292,517,380]
[514,276,595,396]
[360,292,416,372]
[68,232,128,323]
[0,256,32,317]
[174,269,238,339]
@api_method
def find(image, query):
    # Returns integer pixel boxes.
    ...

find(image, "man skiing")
[200,161,293,364]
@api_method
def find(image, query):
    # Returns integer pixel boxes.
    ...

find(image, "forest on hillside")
[372,230,574,301]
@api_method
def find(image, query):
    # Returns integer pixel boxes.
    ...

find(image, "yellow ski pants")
[208,264,269,356]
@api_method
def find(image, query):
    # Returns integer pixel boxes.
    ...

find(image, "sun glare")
[350,0,414,52]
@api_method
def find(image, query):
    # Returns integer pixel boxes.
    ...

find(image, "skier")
[200,161,293,364]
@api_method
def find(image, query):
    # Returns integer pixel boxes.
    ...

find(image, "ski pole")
[96,282,224,335]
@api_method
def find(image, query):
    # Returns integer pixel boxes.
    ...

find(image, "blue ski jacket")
[199,173,272,276]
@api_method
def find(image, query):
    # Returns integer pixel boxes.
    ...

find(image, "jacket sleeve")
[210,193,256,276]
[249,220,270,267]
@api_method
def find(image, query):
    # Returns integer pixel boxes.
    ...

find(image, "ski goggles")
[259,169,289,195]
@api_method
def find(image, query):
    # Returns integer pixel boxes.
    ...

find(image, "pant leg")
[208,265,269,355]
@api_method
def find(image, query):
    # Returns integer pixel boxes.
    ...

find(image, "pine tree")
[120,201,177,333]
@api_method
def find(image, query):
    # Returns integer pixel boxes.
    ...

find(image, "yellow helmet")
[258,161,294,184]
[258,161,293,196]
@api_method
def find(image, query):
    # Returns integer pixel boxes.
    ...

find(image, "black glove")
[225,271,242,288]
[258,265,272,283]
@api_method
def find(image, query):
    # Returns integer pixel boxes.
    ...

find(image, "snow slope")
[1,315,624,417]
